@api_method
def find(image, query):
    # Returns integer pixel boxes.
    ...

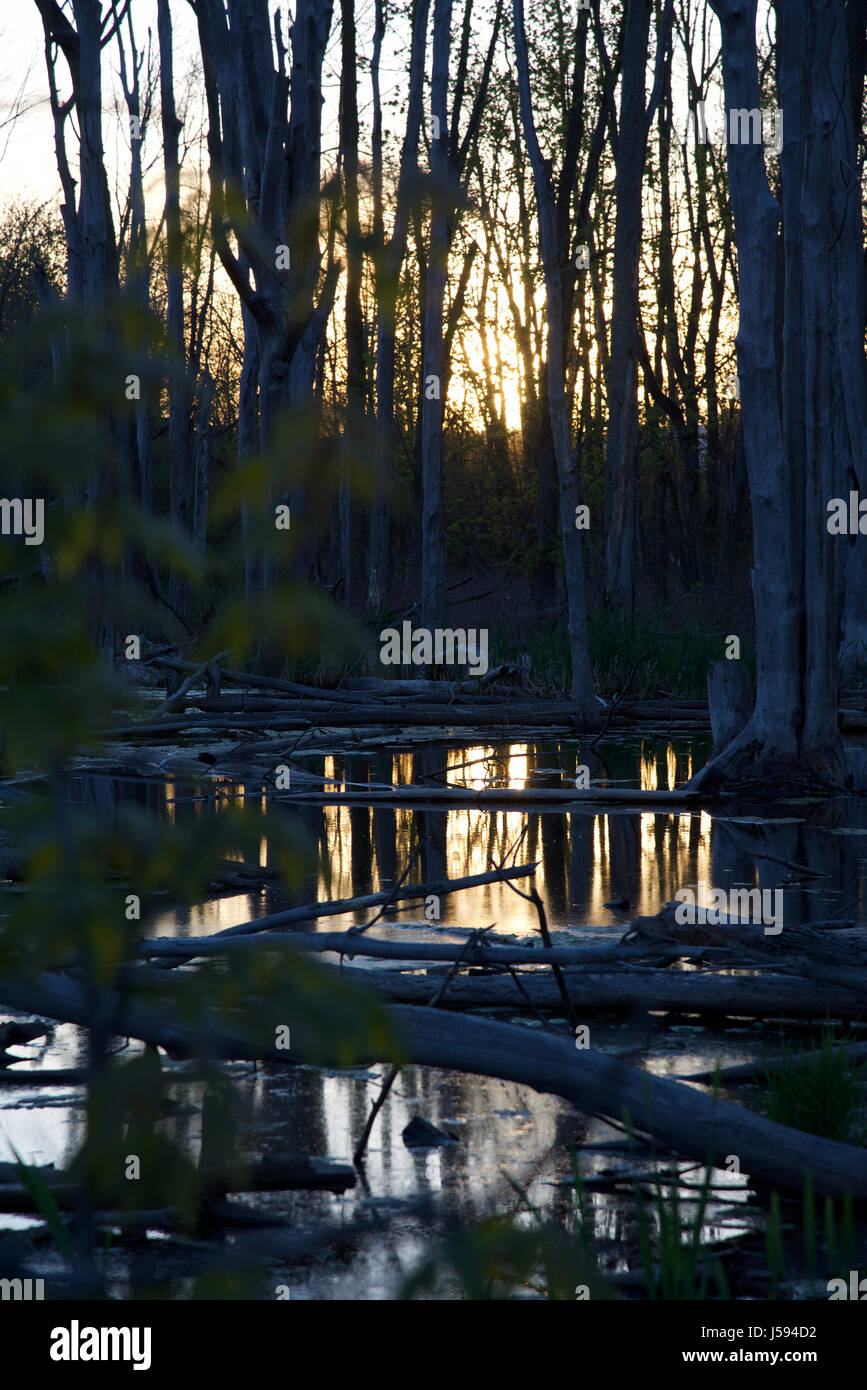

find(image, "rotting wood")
[332,961,867,1018]
[131,931,700,968]
[160,652,227,716]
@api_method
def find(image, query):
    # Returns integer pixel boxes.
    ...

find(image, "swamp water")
[3,734,867,1297]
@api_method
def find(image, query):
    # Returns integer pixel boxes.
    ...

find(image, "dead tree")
[602,0,673,611]
[512,0,599,721]
[692,0,847,790]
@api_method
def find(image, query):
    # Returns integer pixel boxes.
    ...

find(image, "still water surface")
[2,734,864,1295]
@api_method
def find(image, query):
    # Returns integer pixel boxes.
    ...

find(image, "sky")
[0,1,747,431]
[0,0,366,205]
[0,2,198,202]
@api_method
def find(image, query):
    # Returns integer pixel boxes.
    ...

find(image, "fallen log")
[333,962,867,1018]
[196,862,540,944]
[0,969,864,1199]
[342,666,524,696]
[389,1007,867,1200]
[100,702,717,738]
[161,652,227,717]
[145,862,542,972]
[147,655,382,706]
[626,906,867,969]
[0,1067,88,1086]
[99,700,584,737]
[133,930,711,969]
[281,784,700,808]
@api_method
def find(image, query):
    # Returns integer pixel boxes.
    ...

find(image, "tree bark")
[157,0,191,554]
[420,0,453,630]
[512,0,598,719]
[338,0,366,609]
[692,0,845,791]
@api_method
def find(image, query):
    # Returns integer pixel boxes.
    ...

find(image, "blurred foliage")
[0,296,395,1292]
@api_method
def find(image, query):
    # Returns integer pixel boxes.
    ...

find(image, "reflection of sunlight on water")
[149,737,717,939]
[507,746,528,789]
[667,743,678,791]
[640,743,658,791]
[640,813,656,859]
[394,752,413,785]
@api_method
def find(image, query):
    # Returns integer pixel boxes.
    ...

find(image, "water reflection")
[5,735,862,1296]
[56,735,867,939]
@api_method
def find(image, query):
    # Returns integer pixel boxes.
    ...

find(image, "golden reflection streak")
[667,743,678,791]
[155,739,719,941]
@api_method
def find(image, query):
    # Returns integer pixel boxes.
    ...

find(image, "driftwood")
[101,694,713,740]
[195,863,540,945]
[342,665,523,695]
[391,1007,867,1200]
[161,652,227,716]
[101,701,587,737]
[148,654,382,705]
[1,967,865,1199]
[623,907,867,996]
[280,785,699,807]
[133,931,700,968]
[142,862,541,974]
[143,656,712,726]
[331,963,867,1018]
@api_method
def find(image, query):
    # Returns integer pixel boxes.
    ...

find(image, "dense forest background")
[3,1,867,1307]
[1,0,764,686]
[0,0,865,772]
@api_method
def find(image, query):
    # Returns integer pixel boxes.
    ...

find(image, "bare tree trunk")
[36,0,121,658]
[603,0,672,611]
[157,0,190,557]
[512,0,598,721]
[420,0,452,631]
[194,0,338,600]
[338,0,366,609]
[693,0,844,790]
[193,371,214,552]
[367,0,429,613]
[831,0,867,673]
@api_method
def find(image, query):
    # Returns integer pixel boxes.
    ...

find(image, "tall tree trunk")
[832,0,867,674]
[693,0,844,790]
[338,0,366,610]
[512,0,598,721]
[157,0,190,556]
[367,0,430,613]
[603,0,657,612]
[420,0,452,631]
